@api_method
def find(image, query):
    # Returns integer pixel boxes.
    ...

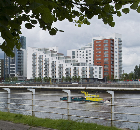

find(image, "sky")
[0,7,140,74]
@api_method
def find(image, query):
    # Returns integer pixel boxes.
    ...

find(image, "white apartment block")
[27,47,103,81]
[67,43,94,65]
[67,33,122,79]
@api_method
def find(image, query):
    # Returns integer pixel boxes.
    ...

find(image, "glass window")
[96,58,101,60]
[104,44,108,46]
[97,51,101,53]
[97,62,101,63]
[96,41,101,43]
[96,55,101,57]
[104,51,108,53]
[96,44,101,46]
[104,58,108,61]
[104,54,108,57]
[72,51,75,55]
[104,47,108,50]
[104,40,108,43]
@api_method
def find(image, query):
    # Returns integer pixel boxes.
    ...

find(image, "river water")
[0,89,140,130]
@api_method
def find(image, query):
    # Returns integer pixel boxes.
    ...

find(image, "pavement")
[0,120,57,130]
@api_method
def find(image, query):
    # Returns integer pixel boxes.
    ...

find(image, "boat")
[81,91,104,103]
[60,91,104,103]
[60,96,86,102]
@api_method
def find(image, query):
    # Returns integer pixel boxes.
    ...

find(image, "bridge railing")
[0,86,140,129]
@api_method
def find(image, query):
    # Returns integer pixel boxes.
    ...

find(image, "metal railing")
[0,86,140,129]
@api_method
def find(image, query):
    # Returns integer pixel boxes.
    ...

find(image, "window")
[115,44,117,46]
[86,57,88,59]
[97,51,101,53]
[95,71,97,73]
[104,69,108,71]
[104,40,108,43]
[86,50,88,53]
[96,48,101,50]
[104,61,108,64]
[104,47,108,50]
[115,51,117,53]
[72,51,75,55]
[96,58,101,60]
[96,44,101,46]
[104,51,108,53]
[104,72,108,75]
[115,58,117,60]
[89,53,91,55]
[97,62,101,63]
[115,65,117,67]
[86,54,88,56]
[96,55,101,57]
[95,67,97,69]
[104,65,108,68]
[104,58,108,60]
[104,54,108,57]
[96,41,101,43]
[104,44,108,46]
[95,75,97,77]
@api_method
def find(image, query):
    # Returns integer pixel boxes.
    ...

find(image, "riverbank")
[0,111,120,130]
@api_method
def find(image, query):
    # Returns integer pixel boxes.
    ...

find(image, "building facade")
[93,33,122,79]
[4,36,27,80]
[27,47,103,81]
[67,33,122,79]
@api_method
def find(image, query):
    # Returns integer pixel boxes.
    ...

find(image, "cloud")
[1,8,138,74]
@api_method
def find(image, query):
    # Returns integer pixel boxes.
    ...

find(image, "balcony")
[73,73,79,75]
[73,69,79,71]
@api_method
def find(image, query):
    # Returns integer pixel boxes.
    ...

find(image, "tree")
[77,76,81,82]
[1,0,140,56]
[111,74,114,81]
[62,76,65,82]
[107,75,110,81]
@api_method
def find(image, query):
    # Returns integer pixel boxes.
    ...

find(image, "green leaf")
[49,28,57,35]
[79,16,84,21]
[115,3,122,10]
[25,23,35,29]
[137,6,140,13]
[117,11,121,17]
[110,22,115,27]
[78,24,81,27]
[41,8,54,23]
[130,2,138,10]
[31,20,37,24]
[122,8,129,14]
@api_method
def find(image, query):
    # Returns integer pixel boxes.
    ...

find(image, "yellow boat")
[81,91,104,103]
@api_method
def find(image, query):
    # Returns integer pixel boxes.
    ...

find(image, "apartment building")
[67,33,122,79]
[67,43,93,65]
[4,36,27,80]
[93,33,122,79]
[93,39,114,79]
[27,47,103,81]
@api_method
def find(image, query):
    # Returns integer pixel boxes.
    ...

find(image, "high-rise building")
[93,33,122,79]
[27,47,103,81]
[67,33,122,79]
[4,36,27,80]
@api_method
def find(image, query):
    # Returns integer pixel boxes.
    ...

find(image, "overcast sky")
[0,8,140,74]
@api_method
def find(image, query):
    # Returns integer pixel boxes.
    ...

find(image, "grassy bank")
[0,111,120,130]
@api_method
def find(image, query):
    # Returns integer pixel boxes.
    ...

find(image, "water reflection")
[0,89,140,129]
